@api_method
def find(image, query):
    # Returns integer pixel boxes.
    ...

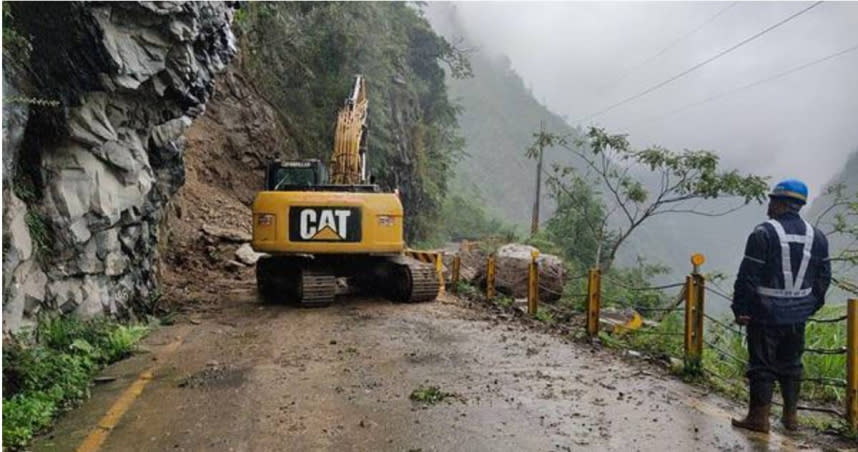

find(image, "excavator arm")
[329,75,369,185]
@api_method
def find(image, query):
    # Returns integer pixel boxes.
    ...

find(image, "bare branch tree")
[527,127,769,271]
[811,183,858,295]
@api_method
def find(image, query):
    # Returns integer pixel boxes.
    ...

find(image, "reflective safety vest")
[755,219,814,299]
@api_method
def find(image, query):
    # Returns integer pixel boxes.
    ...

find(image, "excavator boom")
[330,75,368,185]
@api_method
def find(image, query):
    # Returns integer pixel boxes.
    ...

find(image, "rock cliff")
[2,2,236,333]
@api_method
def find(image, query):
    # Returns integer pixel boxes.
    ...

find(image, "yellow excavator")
[251,76,439,306]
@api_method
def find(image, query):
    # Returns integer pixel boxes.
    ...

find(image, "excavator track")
[389,256,440,303]
[297,270,337,307]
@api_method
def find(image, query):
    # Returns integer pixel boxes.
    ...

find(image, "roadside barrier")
[527,250,539,316]
[586,268,601,336]
[450,255,461,293]
[486,254,496,300]
[848,298,857,430]
[449,247,857,431]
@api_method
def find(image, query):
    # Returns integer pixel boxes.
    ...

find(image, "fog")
[442,1,858,201]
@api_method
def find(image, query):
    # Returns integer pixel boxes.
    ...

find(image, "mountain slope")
[425,4,581,227]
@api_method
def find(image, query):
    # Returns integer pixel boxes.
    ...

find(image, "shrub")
[2,315,149,450]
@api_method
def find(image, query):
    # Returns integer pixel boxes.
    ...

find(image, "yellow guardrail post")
[527,250,540,316]
[450,255,461,294]
[847,298,858,431]
[586,268,601,337]
[486,254,496,300]
[684,254,706,375]
[434,252,445,296]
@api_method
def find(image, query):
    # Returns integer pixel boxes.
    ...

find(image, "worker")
[730,179,831,433]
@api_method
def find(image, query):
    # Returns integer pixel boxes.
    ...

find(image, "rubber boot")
[780,378,801,431]
[731,403,771,433]
[732,380,772,433]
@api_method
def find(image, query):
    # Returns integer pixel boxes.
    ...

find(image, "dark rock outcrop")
[2,2,236,332]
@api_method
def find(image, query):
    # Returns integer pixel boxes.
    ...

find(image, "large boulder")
[495,244,566,302]
[452,243,567,302]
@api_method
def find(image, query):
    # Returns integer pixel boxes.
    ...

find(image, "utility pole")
[531,121,545,236]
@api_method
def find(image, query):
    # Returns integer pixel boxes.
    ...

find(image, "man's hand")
[735,315,751,326]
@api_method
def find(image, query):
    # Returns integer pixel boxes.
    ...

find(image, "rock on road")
[37,291,824,451]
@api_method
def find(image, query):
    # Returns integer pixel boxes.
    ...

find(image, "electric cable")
[604,2,738,90]
[630,42,858,127]
[575,1,823,123]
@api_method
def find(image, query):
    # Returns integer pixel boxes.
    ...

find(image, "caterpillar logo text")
[289,207,361,242]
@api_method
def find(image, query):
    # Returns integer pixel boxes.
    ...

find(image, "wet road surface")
[35,290,835,451]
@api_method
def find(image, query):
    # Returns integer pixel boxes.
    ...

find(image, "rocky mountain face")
[2,2,236,333]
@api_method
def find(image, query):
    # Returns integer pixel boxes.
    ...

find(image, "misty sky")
[443,1,858,201]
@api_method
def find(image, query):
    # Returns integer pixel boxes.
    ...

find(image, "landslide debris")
[161,57,292,307]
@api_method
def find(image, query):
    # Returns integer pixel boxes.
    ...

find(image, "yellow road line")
[76,336,184,452]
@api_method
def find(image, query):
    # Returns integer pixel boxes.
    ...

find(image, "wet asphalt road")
[35,291,832,451]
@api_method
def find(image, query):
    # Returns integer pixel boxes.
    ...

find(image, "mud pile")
[160,57,293,306]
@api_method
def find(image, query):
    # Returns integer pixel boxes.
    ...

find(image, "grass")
[2,315,149,450]
[534,308,554,323]
[454,280,478,297]
[24,211,51,257]
[409,385,457,405]
[494,295,514,308]
[613,304,849,406]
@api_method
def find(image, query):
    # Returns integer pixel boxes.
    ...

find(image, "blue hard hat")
[768,179,808,205]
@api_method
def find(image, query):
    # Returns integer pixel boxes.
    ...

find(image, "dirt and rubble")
[34,289,852,452]
[159,59,294,310]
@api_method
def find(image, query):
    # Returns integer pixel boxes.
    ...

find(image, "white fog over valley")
[439,1,858,195]
[425,2,858,298]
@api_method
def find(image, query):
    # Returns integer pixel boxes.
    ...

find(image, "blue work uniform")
[731,211,830,401]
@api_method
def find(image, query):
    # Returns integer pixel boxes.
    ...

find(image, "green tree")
[542,176,615,267]
[527,126,769,271]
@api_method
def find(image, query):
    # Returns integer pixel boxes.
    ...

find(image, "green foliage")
[534,308,554,323]
[241,2,467,243]
[494,295,514,308]
[3,2,31,62]
[24,210,51,257]
[3,316,149,450]
[454,280,478,297]
[409,385,456,404]
[540,176,615,267]
[437,193,518,243]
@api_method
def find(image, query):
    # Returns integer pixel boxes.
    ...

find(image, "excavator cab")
[265,159,328,191]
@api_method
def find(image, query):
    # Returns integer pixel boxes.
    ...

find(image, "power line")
[603,2,738,91]
[574,1,824,124]
[627,42,858,127]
